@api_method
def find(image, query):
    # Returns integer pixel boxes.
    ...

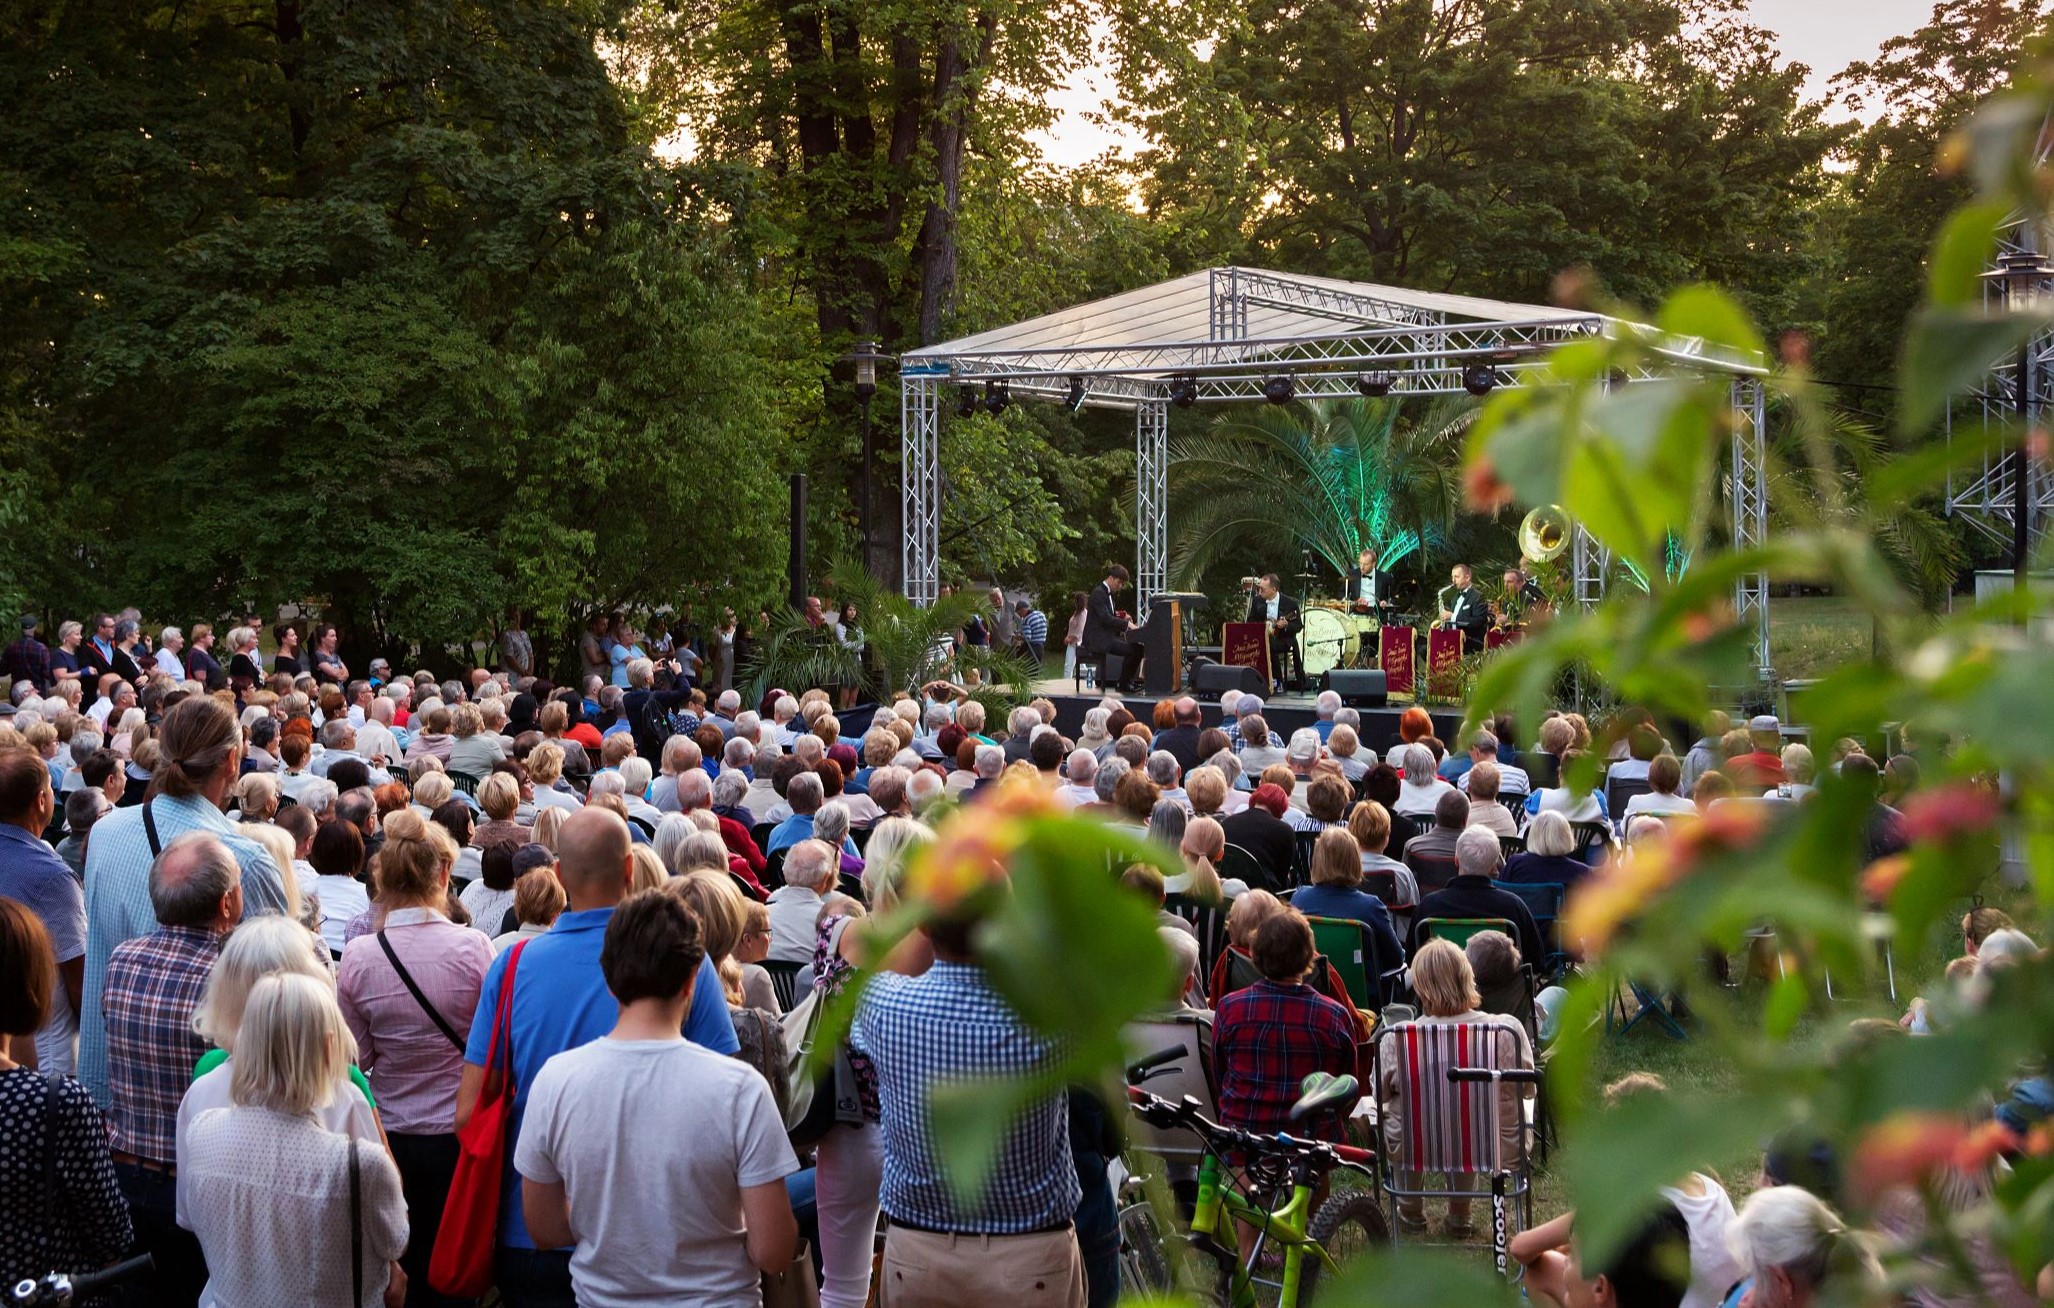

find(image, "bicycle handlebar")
[9,1252,154,1305]
[1125,1086,1374,1176]
[1447,1067,1541,1084]
[1125,1045,1187,1084]
[70,1254,155,1298]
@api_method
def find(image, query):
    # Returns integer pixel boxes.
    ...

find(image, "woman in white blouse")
[178,973,408,1306]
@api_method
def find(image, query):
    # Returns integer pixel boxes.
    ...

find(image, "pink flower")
[1897,784,2002,845]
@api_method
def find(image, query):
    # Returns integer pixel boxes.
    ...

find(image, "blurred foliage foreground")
[824,51,2054,1308]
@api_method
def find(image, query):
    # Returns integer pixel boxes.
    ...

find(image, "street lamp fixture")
[842,339,894,576]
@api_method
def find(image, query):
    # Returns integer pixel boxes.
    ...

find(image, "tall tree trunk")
[908,13,997,346]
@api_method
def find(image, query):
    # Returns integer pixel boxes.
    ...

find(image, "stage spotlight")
[1064,376,1087,413]
[1462,363,1498,396]
[1169,375,1199,408]
[1262,374,1295,405]
[983,378,1010,415]
[1356,373,1394,397]
[956,385,979,418]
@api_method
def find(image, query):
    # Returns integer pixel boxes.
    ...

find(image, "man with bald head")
[102,830,243,1302]
[456,807,738,1306]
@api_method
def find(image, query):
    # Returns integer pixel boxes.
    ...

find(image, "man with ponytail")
[78,695,288,1102]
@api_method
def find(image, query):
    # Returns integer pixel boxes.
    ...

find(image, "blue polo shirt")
[463,905,738,1249]
[764,812,859,858]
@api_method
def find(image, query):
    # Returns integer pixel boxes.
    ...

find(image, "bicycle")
[1121,1057,1388,1307]
[9,1253,154,1306]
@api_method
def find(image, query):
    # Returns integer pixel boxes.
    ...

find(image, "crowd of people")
[0,602,2016,1308]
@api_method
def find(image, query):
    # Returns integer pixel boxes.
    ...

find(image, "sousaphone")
[1519,505,1571,563]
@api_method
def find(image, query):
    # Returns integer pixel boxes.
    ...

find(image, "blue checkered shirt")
[100,926,219,1162]
[1221,720,1245,752]
[852,961,1079,1232]
[79,794,287,1103]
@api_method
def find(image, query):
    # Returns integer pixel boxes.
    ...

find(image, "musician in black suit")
[1082,564,1145,692]
[1437,562,1490,654]
[1244,573,1302,692]
[1497,566,1550,629]
[1345,545,1394,618]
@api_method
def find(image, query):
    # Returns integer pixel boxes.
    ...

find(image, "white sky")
[1027,0,1941,168]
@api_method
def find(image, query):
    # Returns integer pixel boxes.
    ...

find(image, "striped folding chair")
[1374,1019,1534,1261]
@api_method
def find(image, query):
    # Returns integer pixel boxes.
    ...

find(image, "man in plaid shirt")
[1213,909,1359,1140]
[101,831,242,1306]
[0,615,51,696]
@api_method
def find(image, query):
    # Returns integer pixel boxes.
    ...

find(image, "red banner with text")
[1427,628,1463,697]
[1221,622,1271,688]
[1379,626,1414,696]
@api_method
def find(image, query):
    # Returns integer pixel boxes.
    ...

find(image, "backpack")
[729,1004,791,1124]
[631,691,675,762]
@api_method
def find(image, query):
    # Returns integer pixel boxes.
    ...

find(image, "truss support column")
[1136,398,1170,616]
[901,374,941,606]
[1731,377,1772,682]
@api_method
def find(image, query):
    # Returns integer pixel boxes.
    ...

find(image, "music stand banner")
[1427,628,1463,697]
[1379,626,1414,696]
[1484,629,1520,650]
[1221,622,1271,687]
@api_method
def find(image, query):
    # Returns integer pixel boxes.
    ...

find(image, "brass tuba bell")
[1519,505,1571,563]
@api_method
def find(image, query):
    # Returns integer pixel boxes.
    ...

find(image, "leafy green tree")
[1105,0,1838,322]
[1807,0,2052,423]
[0,0,791,667]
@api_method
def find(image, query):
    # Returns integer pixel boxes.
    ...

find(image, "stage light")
[1064,376,1087,413]
[1462,363,1498,396]
[983,378,1010,415]
[1262,375,1295,405]
[1356,373,1394,397]
[1169,375,1199,408]
[956,385,978,418]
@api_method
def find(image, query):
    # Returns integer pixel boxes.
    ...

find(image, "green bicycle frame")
[1191,1153,1342,1308]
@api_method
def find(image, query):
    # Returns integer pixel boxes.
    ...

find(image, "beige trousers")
[876,1224,1085,1308]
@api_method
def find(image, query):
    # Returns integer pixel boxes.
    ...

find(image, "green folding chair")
[1304,915,1372,1008]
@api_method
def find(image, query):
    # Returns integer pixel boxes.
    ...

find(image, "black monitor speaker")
[1192,662,1266,696]
[1322,668,1388,707]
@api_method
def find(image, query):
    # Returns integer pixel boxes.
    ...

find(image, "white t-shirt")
[313,874,372,955]
[514,1037,799,1308]
[1662,1174,1741,1308]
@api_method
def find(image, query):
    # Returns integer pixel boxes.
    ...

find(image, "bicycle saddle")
[1288,1072,1358,1121]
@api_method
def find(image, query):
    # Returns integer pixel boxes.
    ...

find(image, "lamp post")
[845,339,890,577]
[1985,244,2054,587]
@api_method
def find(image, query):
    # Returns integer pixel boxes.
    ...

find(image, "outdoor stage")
[1029,679,1465,754]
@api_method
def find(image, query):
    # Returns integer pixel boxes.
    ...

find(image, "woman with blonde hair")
[445,701,504,777]
[528,742,579,813]
[470,771,530,847]
[1376,937,1533,1236]
[233,771,279,822]
[178,917,382,1160]
[337,808,489,1301]
[1347,799,1418,910]
[178,974,408,1307]
[1170,815,1245,905]
[628,843,668,894]
[733,898,781,1015]
[240,823,311,930]
[492,867,566,956]
[404,705,454,763]
[529,803,567,854]
[408,768,453,819]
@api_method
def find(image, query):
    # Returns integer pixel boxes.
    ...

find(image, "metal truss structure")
[1947,222,2054,555]
[902,266,1772,677]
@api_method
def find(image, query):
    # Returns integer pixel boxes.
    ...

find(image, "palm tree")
[1166,397,1472,587]
[744,565,1036,714]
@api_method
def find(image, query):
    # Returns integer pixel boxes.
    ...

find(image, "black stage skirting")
[1036,692,1465,756]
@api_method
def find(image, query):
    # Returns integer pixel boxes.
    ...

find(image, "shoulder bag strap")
[484,940,528,1097]
[141,798,162,858]
[376,929,464,1051]
[349,1137,363,1308]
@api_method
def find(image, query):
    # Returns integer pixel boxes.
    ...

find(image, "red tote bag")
[429,939,528,1297]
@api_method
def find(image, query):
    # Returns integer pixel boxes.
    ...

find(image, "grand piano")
[1138,592,1208,695]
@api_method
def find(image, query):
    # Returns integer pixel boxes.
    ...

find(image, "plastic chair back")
[1121,1013,1217,1167]
[1305,916,1372,1008]
[1417,916,1516,949]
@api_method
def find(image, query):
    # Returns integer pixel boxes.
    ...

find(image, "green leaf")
[1925,202,2013,307]
[1317,1246,1522,1308]
[1896,305,2053,438]
[929,1073,1054,1209]
[1656,283,1767,364]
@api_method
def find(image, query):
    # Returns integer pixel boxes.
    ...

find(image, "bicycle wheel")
[1299,1189,1390,1304]
[1119,1199,1174,1297]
